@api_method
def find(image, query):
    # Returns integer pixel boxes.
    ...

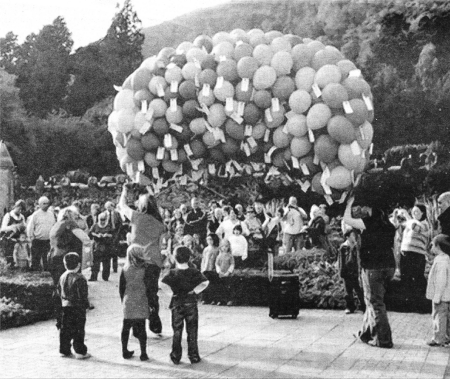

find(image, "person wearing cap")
[1,200,26,267]
[89,212,113,281]
[425,234,450,346]
[26,196,56,271]
[282,196,308,253]
[437,192,450,236]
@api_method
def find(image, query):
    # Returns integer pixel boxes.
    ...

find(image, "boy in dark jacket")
[89,212,113,281]
[338,228,365,314]
[160,246,209,365]
[56,253,90,359]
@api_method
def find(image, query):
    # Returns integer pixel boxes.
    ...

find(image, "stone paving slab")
[1,263,450,379]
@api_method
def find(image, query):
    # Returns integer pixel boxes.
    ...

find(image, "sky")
[0,0,230,49]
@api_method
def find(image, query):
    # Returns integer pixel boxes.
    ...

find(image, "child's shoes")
[123,350,134,359]
[140,353,149,361]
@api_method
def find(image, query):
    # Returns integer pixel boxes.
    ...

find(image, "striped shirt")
[401,219,429,255]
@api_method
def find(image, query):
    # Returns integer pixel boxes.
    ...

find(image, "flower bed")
[0,262,55,330]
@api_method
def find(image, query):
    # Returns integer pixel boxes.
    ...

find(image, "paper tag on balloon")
[282,124,289,134]
[170,80,178,93]
[219,55,227,62]
[170,123,183,133]
[170,98,177,112]
[184,144,194,157]
[241,78,250,92]
[164,134,173,149]
[180,175,187,185]
[291,156,300,169]
[137,161,145,172]
[362,94,373,111]
[140,121,152,135]
[193,58,201,69]
[244,124,253,137]
[113,85,122,92]
[216,76,224,88]
[264,129,270,142]
[312,83,322,98]
[313,154,320,165]
[267,146,277,158]
[157,83,165,97]
[285,111,296,119]
[369,143,374,154]
[204,120,213,132]
[300,180,310,193]
[202,83,210,97]
[201,103,210,116]
[349,69,362,78]
[343,101,353,114]
[194,74,200,88]
[170,149,178,161]
[152,167,160,179]
[166,63,176,70]
[208,164,216,175]
[141,100,148,113]
[247,137,257,149]
[361,149,366,159]
[300,163,310,176]
[126,163,134,177]
[213,128,226,143]
[237,102,245,116]
[145,108,154,121]
[264,153,271,164]
[272,98,280,112]
[230,112,243,124]
[265,108,273,122]
[359,125,366,140]
[339,191,348,204]
[190,158,202,170]
[308,129,315,143]
[226,97,234,112]
[243,143,251,156]
[324,195,334,205]
[350,140,362,156]
[122,133,130,147]
[156,147,165,160]
[233,160,243,171]
[250,88,256,102]
[236,40,244,46]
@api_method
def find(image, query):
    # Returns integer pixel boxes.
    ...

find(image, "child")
[119,244,150,361]
[215,239,235,306]
[426,234,450,347]
[200,234,220,304]
[338,228,365,314]
[56,253,90,359]
[228,225,248,269]
[13,232,31,269]
[89,212,113,281]
[160,246,209,365]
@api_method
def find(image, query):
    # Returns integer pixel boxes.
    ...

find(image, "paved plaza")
[1,262,450,379]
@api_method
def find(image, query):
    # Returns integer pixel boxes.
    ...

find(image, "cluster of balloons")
[108,29,375,197]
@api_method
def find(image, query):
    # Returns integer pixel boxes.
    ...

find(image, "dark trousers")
[31,239,50,271]
[91,251,111,281]
[343,275,365,312]
[171,303,199,362]
[359,268,395,347]
[145,264,162,333]
[201,271,218,303]
[121,319,147,354]
[3,239,15,267]
[59,307,87,355]
[400,251,427,294]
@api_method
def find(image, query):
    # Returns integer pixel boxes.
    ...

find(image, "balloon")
[190,139,207,158]
[177,149,188,163]
[284,34,303,46]
[171,123,192,144]
[193,34,213,53]
[186,47,207,64]
[265,30,284,43]
[203,131,220,148]
[306,103,332,130]
[126,139,145,161]
[311,48,344,70]
[265,106,286,129]
[164,65,183,84]
[108,111,119,133]
[300,156,320,175]
[289,90,312,114]
[148,76,168,96]
[338,144,366,172]
[291,44,315,71]
[212,31,233,45]
[148,98,167,118]
[208,103,227,128]
[342,77,371,99]
[134,89,153,103]
[225,119,245,140]
[253,66,277,90]
[201,54,217,70]
[116,108,135,133]
[273,127,292,148]
[221,138,239,156]
[176,41,194,54]
[213,80,234,102]
[224,99,238,116]
[283,148,292,161]
[162,160,181,173]
[178,80,197,100]
[315,64,342,88]
[144,152,160,167]
[182,99,201,119]
[322,83,348,109]
[326,166,352,189]
[346,99,368,126]
[314,134,339,163]
[114,89,135,110]
[327,115,355,144]
[153,118,170,136]
[212,41,234,61]
[337,59,357,78]
[141,133,160,151]
[197,89,215,106]
[130,129,142,140]
[237,56,259,79]
[272,76,295,100]
[131,68,153,91]
[121,74,133,90]
[119,154,136,173]
[295,67,316,91]
[230,28,249,43]
[271,37,291,53]
[355,121,374,149]
[170,54,187,68]
[165,105,183,124]
[235,80,254,102]
[253,44,274,66]
[307,40,326,55]
[216,60,239,82]
[290,137,312,158]
[243,103,262,125]
[190,118,207,135]
[134,112,146,131]
[272,149,286,167]
[181,62,202,80]
[252,122,267,139]
[164,85,178,102]
[234,43,253,61]
[248,29,267,46]
[253,90,272,109]
[272,51,294,76]
[199,69,218,88]
[311,172,325,195]
[286,114,307,137]
[209,147,227,163]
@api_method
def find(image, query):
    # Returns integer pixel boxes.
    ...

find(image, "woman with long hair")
[118,185,166,335]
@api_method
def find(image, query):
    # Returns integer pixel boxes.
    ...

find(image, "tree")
[0,32,19,74]
[14,17,73,117]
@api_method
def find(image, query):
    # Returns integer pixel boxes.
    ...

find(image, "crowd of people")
[1,187,450,361]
